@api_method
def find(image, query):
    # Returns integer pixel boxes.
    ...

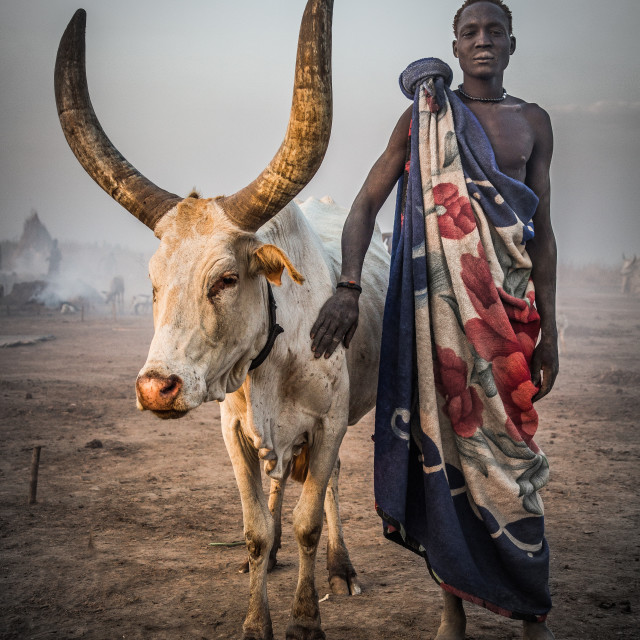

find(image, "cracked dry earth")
[1,277,638,639]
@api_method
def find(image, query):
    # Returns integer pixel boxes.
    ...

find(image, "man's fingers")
[533,383,549,403]
[344,324,357,348]
[312,320,339,358]
[532,368,551,402]
[324,335,342,358]
[311,320,330,353]
[310,315,326,342]
[530,357,542,388]
[316,331,339,359]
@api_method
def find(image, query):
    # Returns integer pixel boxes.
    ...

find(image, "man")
[311,1,557,639]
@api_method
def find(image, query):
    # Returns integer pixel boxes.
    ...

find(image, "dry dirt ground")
[1,278,639,640]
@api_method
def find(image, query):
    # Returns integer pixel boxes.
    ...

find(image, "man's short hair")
[453,0,513,37]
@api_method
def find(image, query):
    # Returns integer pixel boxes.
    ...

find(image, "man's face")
[453,2,515,80]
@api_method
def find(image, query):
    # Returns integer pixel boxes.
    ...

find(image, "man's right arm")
[310,106,412,358]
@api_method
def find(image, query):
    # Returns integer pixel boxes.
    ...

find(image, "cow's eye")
[208,273,238,301]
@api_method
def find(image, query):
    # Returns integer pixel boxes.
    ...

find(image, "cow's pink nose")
[136,373,183,410]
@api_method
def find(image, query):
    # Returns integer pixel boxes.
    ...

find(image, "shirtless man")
[311,1,557,638]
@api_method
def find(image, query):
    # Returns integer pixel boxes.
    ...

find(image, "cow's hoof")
[329,573,361,595]
[285,623,326,640]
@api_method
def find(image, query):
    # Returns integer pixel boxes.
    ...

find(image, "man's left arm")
[525,105,558,402]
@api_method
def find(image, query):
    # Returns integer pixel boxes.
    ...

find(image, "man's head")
[452,0,516,81]
[453,0,512,37]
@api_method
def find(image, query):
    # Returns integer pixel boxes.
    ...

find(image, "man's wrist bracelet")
[336,281,362,294]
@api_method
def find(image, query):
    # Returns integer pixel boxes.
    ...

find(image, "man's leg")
[435,591,466,640]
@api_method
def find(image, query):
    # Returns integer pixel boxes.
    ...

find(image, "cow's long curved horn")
[55,10,181,231]
[219,0,333,232]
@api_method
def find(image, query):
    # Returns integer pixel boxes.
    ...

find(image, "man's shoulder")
[508,96,552,127]
[505,97,553,145]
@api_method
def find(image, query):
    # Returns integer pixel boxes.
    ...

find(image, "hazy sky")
[1,0,639,264]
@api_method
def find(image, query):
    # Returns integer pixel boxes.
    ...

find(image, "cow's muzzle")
[136,372,183,412]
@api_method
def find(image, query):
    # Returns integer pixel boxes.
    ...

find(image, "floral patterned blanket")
[374,58,551,621]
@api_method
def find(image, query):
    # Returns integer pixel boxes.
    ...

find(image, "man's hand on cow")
[310,288,360,359]
[530,336,559,402]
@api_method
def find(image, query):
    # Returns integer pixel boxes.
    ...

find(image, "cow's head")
[137,197,304,417]
[55,1,333,417]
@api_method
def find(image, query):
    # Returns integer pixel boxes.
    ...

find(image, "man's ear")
[251,244,304,286]
[510,35,516,55]
[452,39,459,58]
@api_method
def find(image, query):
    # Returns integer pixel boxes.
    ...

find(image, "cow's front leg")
[286,425,345,640]
[222,420,274,640]
[324,457,361,595]
[239,475,288,574]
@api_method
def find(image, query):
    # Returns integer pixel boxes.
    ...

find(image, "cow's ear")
[251,244,304,286]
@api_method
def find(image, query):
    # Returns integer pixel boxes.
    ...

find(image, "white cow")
[55,2,389,639]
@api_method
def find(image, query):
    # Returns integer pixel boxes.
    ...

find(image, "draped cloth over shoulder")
[374,58,551,621]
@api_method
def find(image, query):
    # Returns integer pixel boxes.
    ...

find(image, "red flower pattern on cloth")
[424,88,441,113]
[460,248,540,442]
[501,289,540,362]
[434,346,483,438]
[433,182,476,240]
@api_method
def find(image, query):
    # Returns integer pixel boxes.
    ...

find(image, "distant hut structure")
[16,211,54,268]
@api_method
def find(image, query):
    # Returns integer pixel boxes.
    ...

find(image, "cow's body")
[133,193,389,639]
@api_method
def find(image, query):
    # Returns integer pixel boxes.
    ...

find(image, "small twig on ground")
[28,446,42,504]
[208,541,245,547]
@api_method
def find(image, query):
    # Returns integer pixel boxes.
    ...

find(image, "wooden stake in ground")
[29,446,42,504]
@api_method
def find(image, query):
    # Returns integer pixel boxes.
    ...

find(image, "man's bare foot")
[435,591,466,640]
[523,620,555,640]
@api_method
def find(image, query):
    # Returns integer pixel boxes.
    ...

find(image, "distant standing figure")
[48,239,62,277]
[104,276,125,311]
[621,254,639,295]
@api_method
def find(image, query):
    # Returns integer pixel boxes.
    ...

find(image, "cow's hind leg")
[286,427,345,640]
[324,457,361,595]
[222,420,274,640]
[239,475,288,574]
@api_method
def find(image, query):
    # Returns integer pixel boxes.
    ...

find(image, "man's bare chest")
[464,103,535,182]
